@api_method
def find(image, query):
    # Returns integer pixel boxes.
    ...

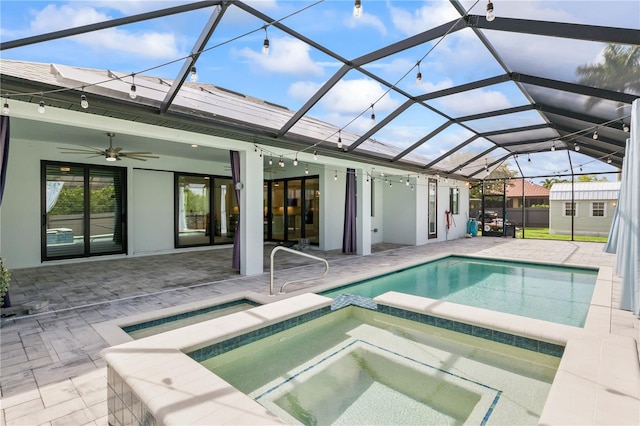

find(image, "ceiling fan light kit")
[58,132,159,161]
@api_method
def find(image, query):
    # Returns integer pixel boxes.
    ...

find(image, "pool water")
[199,306,559,425]
[122,300,259,339]
[321,256,597,327]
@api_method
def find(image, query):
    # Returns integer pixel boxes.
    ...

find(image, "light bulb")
[575,143,580,152]
[370,112,376,125]
[293,157,298,166]
[189,66,198,82]
[279,156,285,167]
[38,100,45,114]
[551,144,556,152]
[2,101,8,116]
[80,94,89,109]
[313,150,318,160]
[592,129,598,140]
[129,84,137,99]
[486,1,495,21]
[623,123,630,132]
[416,71,422,85]
[305,166,309,175]
[262,38,270,55]
[353,0,362,17]
[405,179,410,186]
[334,171,338,181]
[268,157,273,166]
[607,156,612,164]
[337,132,343,149]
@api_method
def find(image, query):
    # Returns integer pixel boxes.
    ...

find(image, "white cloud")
[435,89,513,116]
[29,4,180,59]
[319,79,401,115]
[288,81,321,102]
[234,36,324,77]
[388,2,459,37]
[344,12,387,36]
[418,78,454,93]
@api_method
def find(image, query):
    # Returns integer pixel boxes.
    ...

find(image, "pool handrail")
[269,246,329,296]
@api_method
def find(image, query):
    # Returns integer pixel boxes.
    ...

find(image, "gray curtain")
[230,151,241,270]
[0,115,9,206]
[342,168,357,253]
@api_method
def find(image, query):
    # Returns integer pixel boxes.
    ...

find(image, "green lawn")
[477,227,609,242]
[515,227,609,243]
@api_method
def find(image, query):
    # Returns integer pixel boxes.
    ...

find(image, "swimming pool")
[321,256,597,327]
[196,305,559,425]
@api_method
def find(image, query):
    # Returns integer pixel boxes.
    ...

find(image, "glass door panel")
[213,178,236,244]
[428,178,438,239]
[44,164,85,259]
[89,168,125,254]
[304,178,319,244]
[177,175,210,246]
[271,180,285,241]
[286,180,302,241]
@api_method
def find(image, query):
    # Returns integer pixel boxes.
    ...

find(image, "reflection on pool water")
[321,256,597,327]
[122,299,259,339]
[198,306,559,425]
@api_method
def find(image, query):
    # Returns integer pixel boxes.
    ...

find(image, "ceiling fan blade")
[58,147,101,154]
[120,151,155,155]
[121,153,160,159]
[113,147,124,153]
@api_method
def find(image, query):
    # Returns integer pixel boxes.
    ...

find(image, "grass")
[515,228,609,243]
[477,227,609,242]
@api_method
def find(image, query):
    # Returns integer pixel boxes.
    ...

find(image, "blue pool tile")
[453,321,472,335]
[539,341,565,357]
[435,317,454,330]
[493,331,514,345]
[471,326,493,339]
[514,335,539,352]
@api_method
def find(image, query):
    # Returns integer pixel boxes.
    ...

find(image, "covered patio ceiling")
[1,0,638,180]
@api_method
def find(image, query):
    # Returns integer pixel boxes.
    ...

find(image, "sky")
[1,0,637,183]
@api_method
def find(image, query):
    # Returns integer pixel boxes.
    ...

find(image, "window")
[449,187,459,215]
[42,161,127,261]
[591,202,605,217]
[563,202,577,217]
[175,173,236,247]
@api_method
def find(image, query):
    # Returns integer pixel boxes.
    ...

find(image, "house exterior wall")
[549,199,616,236]
[0,100,471,270]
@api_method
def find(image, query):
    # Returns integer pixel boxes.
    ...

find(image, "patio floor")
[1,238,638,425]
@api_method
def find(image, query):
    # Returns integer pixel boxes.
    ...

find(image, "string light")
[575,142,580,152]
[370,104,376,125]
[551,142,556,152]
[607,156,612,164]
[334,170,338,181]
[80,89,89,109]
[189,65,198,82]
[3,98,9,116]
[486,1,495,22]
[623,123,630,132]
[528,154,531,163]
[313,150,318,160]
[268,156,273,166]
[416,61,422,86]
[592,128,598,140]
[38,100,45,114]
[293,156,298,166]
[353,0,362,18]
[305,165,309,175]
[279,155,285,167]
[262,27,270,55]
[129,74,137,99]
[337,130,343,149]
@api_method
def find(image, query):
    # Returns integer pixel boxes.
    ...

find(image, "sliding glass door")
[42,161,127,261]
[264,176,319,245]
[175,173,237,247]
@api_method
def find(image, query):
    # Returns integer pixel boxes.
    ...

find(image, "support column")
[240,149,263,276]
[356,168,371,255]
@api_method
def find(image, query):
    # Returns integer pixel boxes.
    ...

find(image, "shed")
[549,182,621,237]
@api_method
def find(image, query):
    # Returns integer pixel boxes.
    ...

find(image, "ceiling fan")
[58,132,159,161]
